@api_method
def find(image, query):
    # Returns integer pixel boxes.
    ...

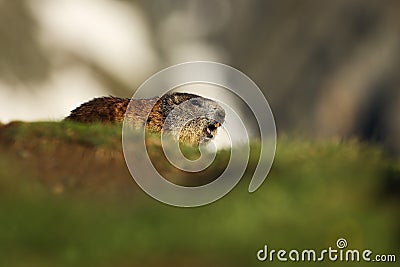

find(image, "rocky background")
[0,0,399,153]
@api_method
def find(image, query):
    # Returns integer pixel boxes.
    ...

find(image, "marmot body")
[66,93,225,145]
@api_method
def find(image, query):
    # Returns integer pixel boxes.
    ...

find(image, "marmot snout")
[66,92,225,145]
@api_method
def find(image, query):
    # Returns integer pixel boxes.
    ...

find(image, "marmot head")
[160,93,225,145]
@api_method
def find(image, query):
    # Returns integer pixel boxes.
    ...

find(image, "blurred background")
[1,1,399,266]
[1,0,400,153]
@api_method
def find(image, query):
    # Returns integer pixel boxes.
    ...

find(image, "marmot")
[66,92,225,145]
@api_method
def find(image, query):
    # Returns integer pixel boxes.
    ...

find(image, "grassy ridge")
[0,122,399,267]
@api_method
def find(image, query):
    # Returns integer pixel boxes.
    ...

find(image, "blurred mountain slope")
[0,0,399,152]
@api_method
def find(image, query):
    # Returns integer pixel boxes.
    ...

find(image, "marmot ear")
[172,94,181,105]
[160,94,176,116]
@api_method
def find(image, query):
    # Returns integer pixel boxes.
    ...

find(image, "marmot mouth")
[204,121,221,139]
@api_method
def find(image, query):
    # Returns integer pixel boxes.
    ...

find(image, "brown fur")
[66,93,225,145]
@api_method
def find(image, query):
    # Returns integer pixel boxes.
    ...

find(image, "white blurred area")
[0,66,108,122]
[0,0,158,122]
[0,0,232,123]
[157,0,230,64]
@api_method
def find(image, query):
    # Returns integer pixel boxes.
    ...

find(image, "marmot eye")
[190,99,201,106]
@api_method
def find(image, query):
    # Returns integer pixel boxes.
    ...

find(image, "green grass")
[0,121,122,148]
[0,122,399,266]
